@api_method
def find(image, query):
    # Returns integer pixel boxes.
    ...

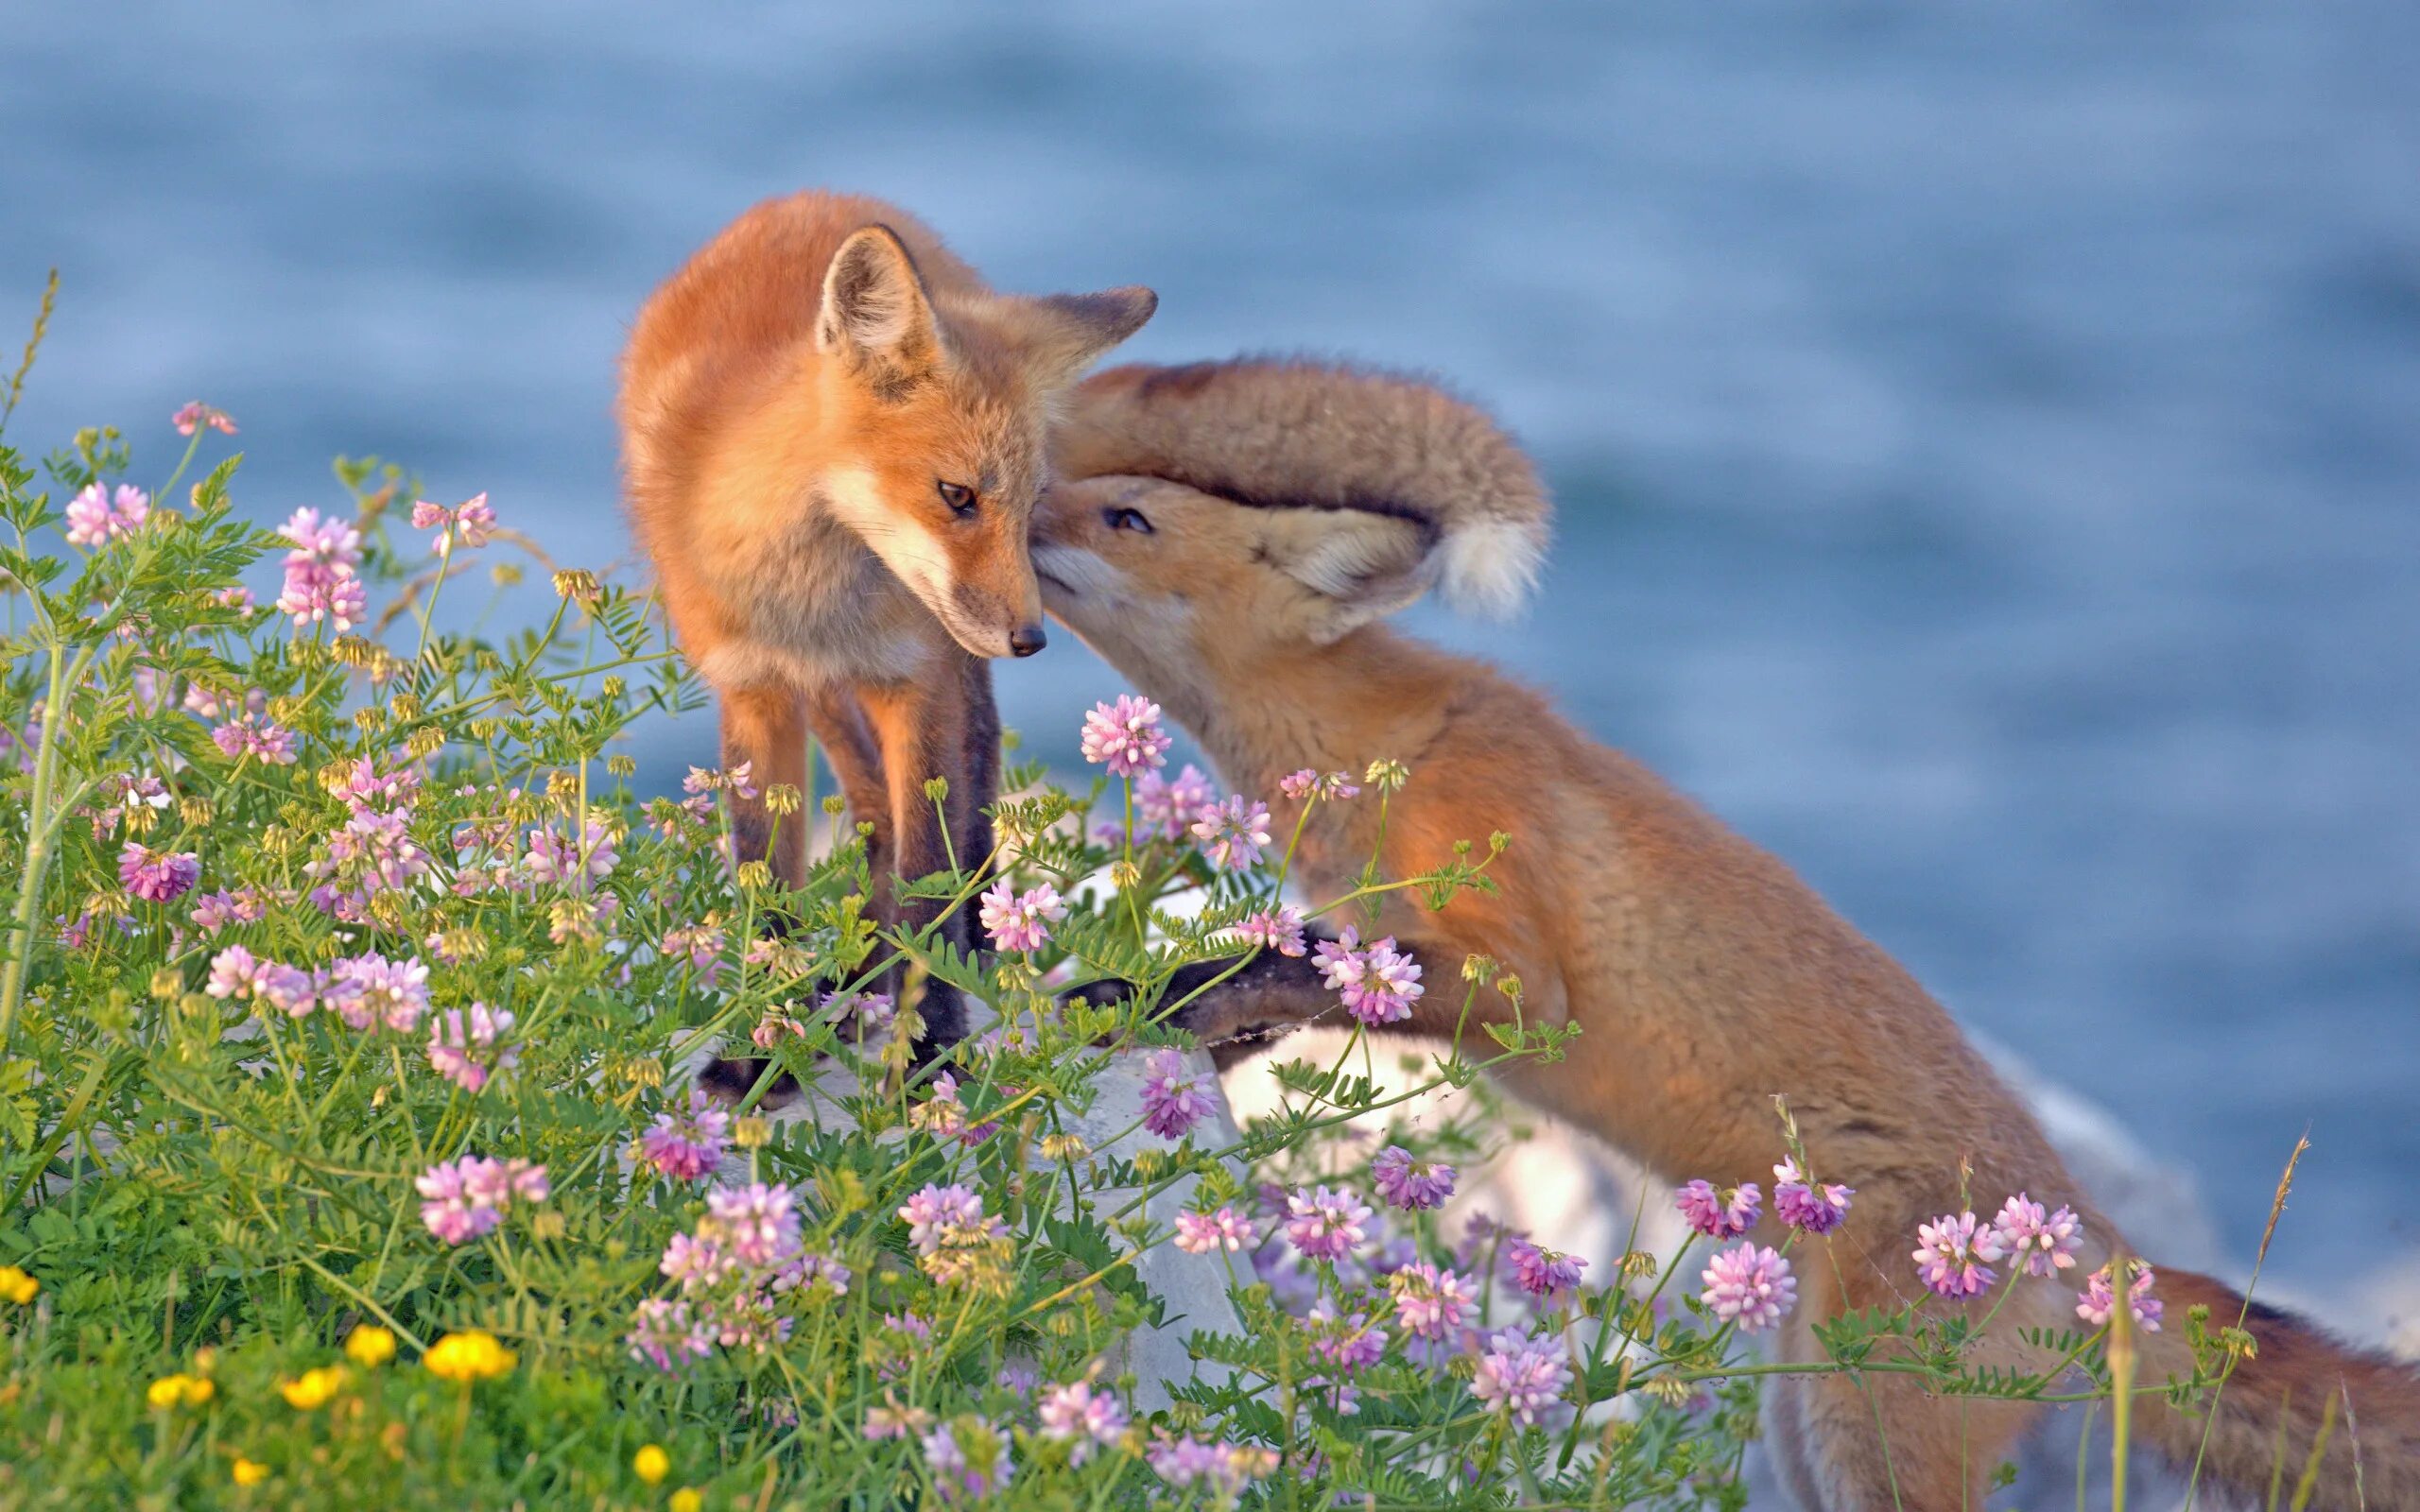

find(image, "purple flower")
[274,508,367,630]
[1390,1261,1478,1341]
[426,1003,517,1093]
[1306,1299,1388,1373]
[978,877,1065,954]
[908,1071,1000,1148]
[416,1155,543,1245]
[1190,794,1272,872]
[209,713,301,765]
[1278,768,1361,802]
[1991,1193,2084,1278]
[922,1418,1014,1503]
[640,1090,732,1181]
[64,483,150,547]
[1772,1158,1854,1235]
[172,401,237,437]
[1675,1178,1762,1240]
[626,1297,715,1372]
[324,953,431,1033]
[1282,1185,1373,1263]
[1147,1435,1277,1497]
[1133,763,1216,841]
[411,490,496,555]
[1702,1242,1796,1333]
[1037,1381,1128,1465]
[1233,904,1307,957]
[522,819,617,887]
[1139,1049,1217,1140]
[1471,1328,1573,1426]
[1080,694,1172,778]
[1506,1236,1587,1299]
[118,841,200,902]
[1172,1206,1257,1255]
[704,1181,801,1267]
[1372,1144,1457,1211]
[1310,927,1424,1025]
[2078,1260,2163,1332]
[1912,1211,2005,1298]
[659,1230,733,1292]
[899,1183,987,1256]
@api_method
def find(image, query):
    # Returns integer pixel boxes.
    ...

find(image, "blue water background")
[5,3,2415,1296]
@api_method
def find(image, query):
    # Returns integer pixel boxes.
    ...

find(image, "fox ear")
[1262,509,1437,644]
[1019,287,1159,384]
[817,225,942,388]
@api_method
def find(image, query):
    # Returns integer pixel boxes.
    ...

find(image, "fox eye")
[937,480,978,515]
[1104,507,1153,535]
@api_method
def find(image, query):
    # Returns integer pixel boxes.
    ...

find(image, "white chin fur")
[1031,542,1125,600]
[1438,518,1545,619]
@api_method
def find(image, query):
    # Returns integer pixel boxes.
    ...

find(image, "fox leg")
[857,662,993,1053]
[718,683,807,891]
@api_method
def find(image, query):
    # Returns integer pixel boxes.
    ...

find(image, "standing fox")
[618,191,1154,1046]
[1037,357,2420,1510]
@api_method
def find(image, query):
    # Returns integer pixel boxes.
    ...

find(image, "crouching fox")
[618,190,1153,1049]
[1035,356,2420,1511]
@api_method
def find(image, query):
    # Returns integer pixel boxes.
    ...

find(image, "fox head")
[1032,359,1549,719]
[814,225,1157,660]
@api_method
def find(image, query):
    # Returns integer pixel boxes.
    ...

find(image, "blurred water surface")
[5,2,2415,1296]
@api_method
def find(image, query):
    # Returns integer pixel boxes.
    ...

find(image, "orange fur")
[1038,358,2420,1510]
[618,190,1152,1042]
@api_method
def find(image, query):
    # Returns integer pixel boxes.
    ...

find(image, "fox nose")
[1008,623,1048,658]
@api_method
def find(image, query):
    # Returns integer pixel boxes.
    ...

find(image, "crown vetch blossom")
[118,842,200,902]
[1147,1435,1278,1497]
[978,877,1065,954]
[1506,1236,1587,1298]
[704,1181,801,1267]
[2078,1260,2163,1332]
[1190,793,1272,872]
[640,1090,732,1181]
[416,1155,547,1246]
[1913,1211,2006,1298]
[1676,1178,1763,1239]
[1133,763,1216,840]
[1772,1158,1854,1234]
[1992,1193,2084,1277]
[1390,1261,1478,1341]
[922,1418,1014,1503]
[1233,903,1308,956]
[1139,1049,1218,1140]
[1702,1243,1796,1332]
[65,483,150,547]
[626,1297,715,1372]
[426,1003,517,1093]
[1080,694,1172,778]
[411,491,497,555]
[1037,1381,1129,1465]
[324,953,432,1033]
[1472,1327,1573,1425]
[1173,1206,1258,1254]
[1283,1185,1373,1263]
[210,713,300,765]
[1372,1144,1457,1210]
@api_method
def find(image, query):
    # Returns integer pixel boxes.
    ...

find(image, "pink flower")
[978,877,1064,954]
[2077,1261,2163,1332]
[1913,1211,2005,1298]
[117,841,200,902]
[908,1071,999,1148]
[1991,1194,2084,1277]
[640,1090,731,1181]
[1138,1049,1217,1140]
[522,820,617,887]
[1282,1185,1373,1263]
[1702,1243,1796,1332]
[1037,1382,1128,1465]
[1233,904,1307,957]
[1471,1328,1572,1425]
[899,1183,988,1257]
[1506,1236,1586,1298]
[171,401,238,437]
[1133,763,1216,841]
[1172,1206,1257,1254]
[705,1181,802,1267]
[1147,1435,1276,1497]
[626,1297,715,1372]
[1772,1159,1854,1235]
[274,507,367,631]
[1279,768,1361,802]
[1190,794,1272,872]
[659,1230,733,1292]
[1390,1262,1478,1341]
[204,945,268,1001]
[209,713,300,765]
[1309,926,1425,1025]
[1080,694,1171,778]
[1676,1179,1762,1239]
[426,1003,516,1093]
[411,491,497,555]
[1371,1144,1456,1211]
[922,1419,1013,1503]
[415,1155,543,1245]
[324,953,431,1033]
[64,483,150,547]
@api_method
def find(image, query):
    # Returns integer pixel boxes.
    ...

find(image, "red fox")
[618,191,1154,1044]
[1037,357,2419,1510]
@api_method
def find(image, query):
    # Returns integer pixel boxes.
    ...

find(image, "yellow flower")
[146,1372,216,1409]
[0,1265,36,1305]
[632,1443,670,1486]
[423,1330,515,1383]
[231,1457,268,1486]
[343,1325,397,1367]
[182,1376,216,1406]
[669,1490,702,1512]
[279,1365,348,1410]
